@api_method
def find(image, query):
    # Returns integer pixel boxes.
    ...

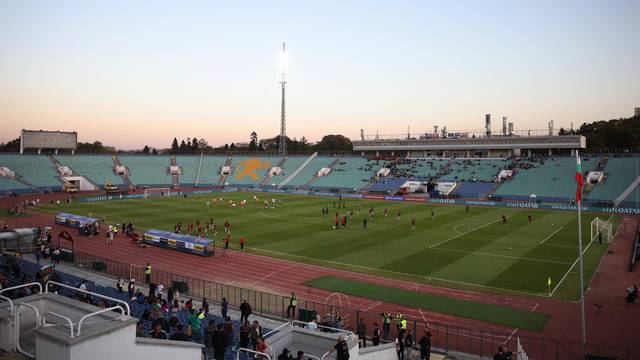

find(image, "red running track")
[1,193,639,356]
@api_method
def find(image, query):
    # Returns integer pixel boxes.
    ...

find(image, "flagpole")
[576,151,587,356]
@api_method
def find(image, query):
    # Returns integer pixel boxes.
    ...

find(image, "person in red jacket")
[240,237,246,250]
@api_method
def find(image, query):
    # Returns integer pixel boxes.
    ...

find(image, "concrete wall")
[354,343,397,360]
[134,337,202,360]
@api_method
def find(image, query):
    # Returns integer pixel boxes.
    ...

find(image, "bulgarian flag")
[575,152,583,203]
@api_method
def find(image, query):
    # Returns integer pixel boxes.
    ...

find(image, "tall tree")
[171,138,179,153]
[143,145,150,154]
[191,137,199,153]
[249,131,258,151]
[179,140,187,152]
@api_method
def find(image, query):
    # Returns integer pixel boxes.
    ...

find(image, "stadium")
[1,3,640,360]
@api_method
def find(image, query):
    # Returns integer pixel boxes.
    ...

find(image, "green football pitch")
[37,192,618,300]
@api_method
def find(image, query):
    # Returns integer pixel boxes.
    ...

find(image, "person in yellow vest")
[287,292,298,319]
[145,262,152,284]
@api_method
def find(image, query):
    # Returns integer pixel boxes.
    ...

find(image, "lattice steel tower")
[279,42,288,157]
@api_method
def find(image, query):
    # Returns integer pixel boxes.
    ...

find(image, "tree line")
[558,114,640,150]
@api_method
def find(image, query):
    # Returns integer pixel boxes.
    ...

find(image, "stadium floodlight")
[278,42,288,157]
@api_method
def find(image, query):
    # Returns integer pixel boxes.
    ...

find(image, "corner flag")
[575,153,583,203]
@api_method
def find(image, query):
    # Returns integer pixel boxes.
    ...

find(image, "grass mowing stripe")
[306,275,550,332]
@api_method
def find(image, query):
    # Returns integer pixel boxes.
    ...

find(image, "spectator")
[167,286,174,305]
[287,292,297,319]
[296,351,305,360]
[307,319,318,331]
[205,321,217,357]
[328,335,350,360]
[250,321,263,350]
[255,337,268,359]
[203,297,210,316]
[239,321,251,349]
[152,312,170,332]
[189,309,202,342]
[404,330,415,359]
[117,278,125,293]
[136,321,145,337]
[240,299,252,323]
[212,324,228,360]
[357,318,367,347]
[223,316,234,349]
[171,323,190,341]
[156,283,164,301]
[221,297,228,319]
[372,323,381,346]
[127,279,135,298]
[278,348,292,360]
[419,331,431,360]
[493,347,506,360]
[626,285,639,303]
[148,323,168,339]
[396,330,405,360]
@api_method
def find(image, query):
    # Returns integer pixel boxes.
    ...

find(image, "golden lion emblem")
[235,159,271,180]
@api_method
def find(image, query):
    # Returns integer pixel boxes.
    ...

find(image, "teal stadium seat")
[119,155,172,186]
[286,157,335,186]
[56,155,123,186]
[0,177,31,193]
[495,157,598,199]
[176,156,227,186]
[0,154,61,189]
[313,157,375,190]
[266,156,308,186]
[588,157,640,202]
[440,159,510,182]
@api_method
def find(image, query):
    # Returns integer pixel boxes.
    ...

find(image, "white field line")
[433,248,571,265]
[362,301,382,312]
[504,328,519,345]
[429,218,503,249]
[549,235,597,297]
[254,247,546,297]
[251,262,299,286]
[538,226,565,244]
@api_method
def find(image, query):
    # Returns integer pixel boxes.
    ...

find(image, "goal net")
[590,216,614,244]
[143,187,171,199]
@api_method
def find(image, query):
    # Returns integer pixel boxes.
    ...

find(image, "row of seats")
[313,157,374,189]
[495,157,600,199]
[0,256,272,360]
[589,158,640,201]
[0,155,61,188]
[56,155,124,185]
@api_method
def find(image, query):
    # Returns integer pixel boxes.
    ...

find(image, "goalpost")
[143,187,171,199]
[590,216,614,244]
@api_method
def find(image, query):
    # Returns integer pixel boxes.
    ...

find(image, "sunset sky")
[1,0,639,150]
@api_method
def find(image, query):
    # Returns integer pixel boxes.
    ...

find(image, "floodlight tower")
[279,42,288,157]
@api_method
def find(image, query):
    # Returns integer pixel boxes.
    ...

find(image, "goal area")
[590,216,614,244]
[143,187,171,199]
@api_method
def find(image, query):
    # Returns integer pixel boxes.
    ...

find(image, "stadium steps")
[259,157,286,186]
[278,152,317,188]
[615,174,640,206]
[217,156,233,188]
[112,154,133,189]
[170,155,179,188]
[304,156,339,188]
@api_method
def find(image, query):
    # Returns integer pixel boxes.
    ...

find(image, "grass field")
[37,192,618,300]
[306,275,550,331]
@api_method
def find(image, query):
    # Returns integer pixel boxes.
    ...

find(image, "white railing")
[15,303,41,359]
[44,311,75,338]
[0,294,14,315]
[45,281,131,315]
[321,351,331,360]
[290,320,354,340]
[237,347,272,360]
[0,282,43,297]
[76,305,126,336]
[263,321,291,337]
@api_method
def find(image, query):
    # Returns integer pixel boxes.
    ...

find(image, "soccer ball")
[332,226,336,229]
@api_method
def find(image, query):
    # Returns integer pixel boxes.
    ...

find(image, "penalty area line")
[429,218,503,249]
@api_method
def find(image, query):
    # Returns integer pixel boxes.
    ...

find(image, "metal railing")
[237,347,272,360]
[76,305,126,336]
[0,294,15,315]
[15,302,40,359]
[44,311,75,338]
[44,280,131,316]
[61,249,640,360]
[0,282,43,297]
